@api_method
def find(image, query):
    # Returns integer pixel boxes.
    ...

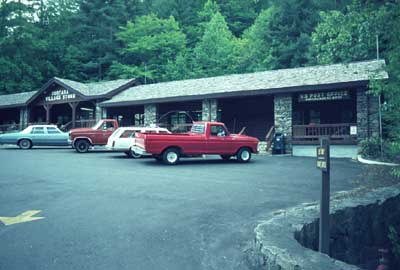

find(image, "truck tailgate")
[134,133,146,149]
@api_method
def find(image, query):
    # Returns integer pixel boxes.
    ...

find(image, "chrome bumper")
[131,146,150,156]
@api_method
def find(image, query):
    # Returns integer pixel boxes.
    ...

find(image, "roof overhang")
[99,80,369,108]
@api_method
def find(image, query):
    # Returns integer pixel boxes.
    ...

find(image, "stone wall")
[357,89,380,142]
[274,94,292,153]
[295,194,400,270]
[144,104,158,126]
[246,184,400,270]
[202,99,218,122]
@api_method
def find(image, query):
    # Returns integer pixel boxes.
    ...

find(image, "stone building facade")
[0,60,388,156]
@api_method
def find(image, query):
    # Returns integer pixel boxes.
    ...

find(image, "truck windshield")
[92,121,103,130]
[190,124,205,134]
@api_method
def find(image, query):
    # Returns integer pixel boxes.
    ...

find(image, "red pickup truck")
[69,119,118,153]
[133,121,259,165]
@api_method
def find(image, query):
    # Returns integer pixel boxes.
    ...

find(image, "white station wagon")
[106,126,171,158]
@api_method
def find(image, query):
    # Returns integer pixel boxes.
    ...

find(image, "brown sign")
[299,91,350,102]
[316,146,328,171]
[45,89,76,103]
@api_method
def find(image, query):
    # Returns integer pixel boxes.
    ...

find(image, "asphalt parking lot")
[0,147,366,270]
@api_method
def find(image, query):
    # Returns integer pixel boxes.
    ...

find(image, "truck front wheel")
[236,148,252,163]
[162,148,180,165]
[75,140,90,153]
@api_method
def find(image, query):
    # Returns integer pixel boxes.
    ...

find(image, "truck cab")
[69,119,119,153]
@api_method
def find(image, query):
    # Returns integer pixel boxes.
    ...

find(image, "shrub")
[359,137,382,160]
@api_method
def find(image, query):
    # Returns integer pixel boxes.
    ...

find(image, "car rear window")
[47,127,61,134]
[191,124,205,134]
[120,130,135,138]
[32,127,45,134]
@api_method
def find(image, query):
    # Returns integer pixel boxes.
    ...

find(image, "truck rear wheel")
[162,148,180,165]
[75,140,90,153]
[236,148,251,163]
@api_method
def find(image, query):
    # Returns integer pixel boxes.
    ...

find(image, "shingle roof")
[101,60,388,107]
[0,91,37,108]
[55,77,135,97]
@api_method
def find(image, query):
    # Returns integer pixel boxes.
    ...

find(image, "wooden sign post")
[317,137,330,255]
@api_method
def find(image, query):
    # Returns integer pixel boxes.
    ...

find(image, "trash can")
[272,133,285,154]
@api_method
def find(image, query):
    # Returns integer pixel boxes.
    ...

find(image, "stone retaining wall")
[245,184,400,270]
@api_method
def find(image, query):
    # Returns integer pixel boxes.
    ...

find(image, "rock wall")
[246,184,400,270]
[144,104,158,125]
[202,99,218,122]
[295,195,400,270]
[274,94,292,154]
[357,89,380,142]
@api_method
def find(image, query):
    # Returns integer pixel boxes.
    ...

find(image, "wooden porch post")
[43,104,53,124]
[69,102,79,128]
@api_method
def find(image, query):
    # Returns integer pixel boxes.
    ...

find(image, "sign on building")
[45,89,76,102]
[299,90,350,102]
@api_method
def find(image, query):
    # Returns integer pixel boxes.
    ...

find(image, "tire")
[130,148,142,159]
[236,148,252,163]
[124,151,133,158]
[18,139,32,150]
[220,155,232,161]
[162,148,180,165]
[74,140,90,153]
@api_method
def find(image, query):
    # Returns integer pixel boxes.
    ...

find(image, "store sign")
[45,89,76,102]
[299,91,350,102]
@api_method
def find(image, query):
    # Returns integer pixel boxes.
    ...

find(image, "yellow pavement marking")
[0,210,44,226]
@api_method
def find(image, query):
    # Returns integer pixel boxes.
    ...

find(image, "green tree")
[68,0,132,81]
[192,11,243,77]
[242,0,319,72]
[309,1,389,65]
[109,14,187,83]
[218,0,258,36]
[0,0,57,94]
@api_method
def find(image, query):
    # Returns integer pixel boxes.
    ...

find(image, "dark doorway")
[107,105,145,127]
[219,95,274,140]
[50,103,72,126]
[30,106,46,124]
[158,101,202,132]
[0,108,20,125]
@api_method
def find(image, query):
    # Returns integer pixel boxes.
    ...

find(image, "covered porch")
[291,90,358,145]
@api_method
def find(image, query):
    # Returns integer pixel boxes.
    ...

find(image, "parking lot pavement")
[0,147,365,270]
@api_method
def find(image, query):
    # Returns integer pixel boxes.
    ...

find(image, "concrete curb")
[357,155,399,166]
[247,184,400,270]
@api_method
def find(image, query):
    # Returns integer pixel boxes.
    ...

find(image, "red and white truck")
[133,121,259,165]
[69,119,118,153]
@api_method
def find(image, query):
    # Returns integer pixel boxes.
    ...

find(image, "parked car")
[133,121,259,165]
[106,126,171,158]
[0,125,70,149]
[69,119,118,153]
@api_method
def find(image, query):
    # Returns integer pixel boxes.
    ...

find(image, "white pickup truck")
[106,126,170,158]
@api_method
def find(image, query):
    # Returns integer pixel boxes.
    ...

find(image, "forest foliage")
[0,0,399,142]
